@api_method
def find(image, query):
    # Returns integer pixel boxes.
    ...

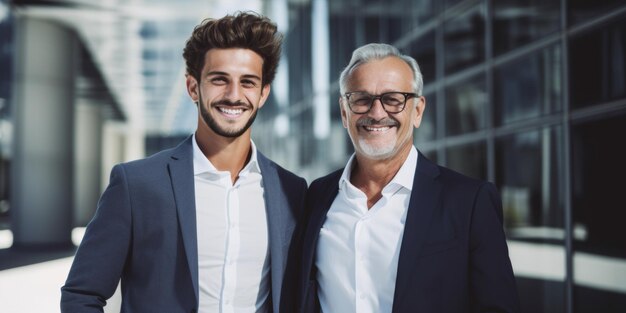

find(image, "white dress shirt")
[316,146,418,313]
[193,135,270,313]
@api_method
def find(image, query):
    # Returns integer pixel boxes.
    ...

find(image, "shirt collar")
[339,146,418,193]
[192,133,261,176]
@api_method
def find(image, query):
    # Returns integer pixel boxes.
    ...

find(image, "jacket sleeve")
[60,164,132,312]
[469,182,521,313]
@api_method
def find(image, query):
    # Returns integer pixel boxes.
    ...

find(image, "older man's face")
[341,56,425,160]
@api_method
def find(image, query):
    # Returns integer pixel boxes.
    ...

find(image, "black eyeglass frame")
[343,91,419,114]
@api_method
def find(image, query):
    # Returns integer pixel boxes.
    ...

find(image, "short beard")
[356,137,397,159]
[198,91,257,138]
[350,116,412,160]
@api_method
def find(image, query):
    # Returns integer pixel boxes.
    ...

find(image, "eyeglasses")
[344,91,418,114]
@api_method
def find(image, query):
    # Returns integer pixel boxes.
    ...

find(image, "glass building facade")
[0,0,12,230]
[253,0,626,312]
[0,0,625,311]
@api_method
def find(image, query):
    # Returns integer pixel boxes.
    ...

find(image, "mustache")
[212,99,252,109]
[356,117,399,127]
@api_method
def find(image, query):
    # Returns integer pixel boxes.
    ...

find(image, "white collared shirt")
[316,146,418,313]
[193,135,270,313]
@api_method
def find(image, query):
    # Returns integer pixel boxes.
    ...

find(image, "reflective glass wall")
[0,0,12,229]
[267,0,626,312]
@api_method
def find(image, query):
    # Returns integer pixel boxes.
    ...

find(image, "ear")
[340,97,348,128]
[258,84,271,109]
[186,74,199,103]
[412,96,426,129]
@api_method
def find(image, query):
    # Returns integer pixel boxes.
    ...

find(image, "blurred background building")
[1,0,625,312]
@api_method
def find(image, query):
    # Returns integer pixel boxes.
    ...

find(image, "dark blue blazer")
[61,136,307,313]
[283,153,520,313]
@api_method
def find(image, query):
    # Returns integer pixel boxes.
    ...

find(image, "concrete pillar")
[11,16,76,248]
[73,101,103,227]
[101,122,126,191]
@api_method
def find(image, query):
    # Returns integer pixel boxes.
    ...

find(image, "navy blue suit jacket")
[61,136,307,313]
[283,153,520,313]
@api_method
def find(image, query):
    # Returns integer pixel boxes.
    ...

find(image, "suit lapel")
[392,153,442,311]
[301,172,341,293]
[167,136,199,305]
[258,153,290,313]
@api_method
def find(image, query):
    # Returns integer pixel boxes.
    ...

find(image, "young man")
[62,12,307,313]
[283,43,520,313]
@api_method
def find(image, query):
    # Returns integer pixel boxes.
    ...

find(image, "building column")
[11,16,76,248]
[73,100,103,227]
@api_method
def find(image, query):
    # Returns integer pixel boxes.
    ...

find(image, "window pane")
[497,128,565,233]
[444,3,485,74]
[494,45,561,126]
[445,74,487,136]
[364,15,381,43]
[444,0,462,10]
[414,93,436,143]
[0,1,13,225]
[405,0,439,26]
[493,0,561,55]
[569,0,625,25]
[571,113,626,312]
[569,17,626,109]
[445,141,486,181]
[408,31,436,84]
[496,127,566,313]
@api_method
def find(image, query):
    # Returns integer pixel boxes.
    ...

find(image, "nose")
[224,83,243,102]
[367,98,388,120]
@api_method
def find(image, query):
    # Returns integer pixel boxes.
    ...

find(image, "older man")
[283,43,520,313]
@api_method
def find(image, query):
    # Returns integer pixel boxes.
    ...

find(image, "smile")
[363,126,391,132]
[217,107,245,117]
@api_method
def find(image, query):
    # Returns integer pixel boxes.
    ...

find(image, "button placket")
[221,186,240,313]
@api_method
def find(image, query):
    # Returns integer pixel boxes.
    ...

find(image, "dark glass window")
[496,127,565,313]
[444,0,462,10]
[445,74,487,136]
[443,3,485,74]
[329,12,356,120]
[414,93,436,144]
[569,17,626,109]
[496,128,565,234]
[405,0,439,27]
[445,141,486,181]
[297,106,316,166]
[569,0,625,25]
[286,3,313,106]
[364,15,381,43]
[494,45,561,126]
[383,16,403,43]
[0,1,13,224]
[493,0,561,55]
[571,113,626,313]
[408,31,436,84]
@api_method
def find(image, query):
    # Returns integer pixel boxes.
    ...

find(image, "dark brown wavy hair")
[182,11,283,86]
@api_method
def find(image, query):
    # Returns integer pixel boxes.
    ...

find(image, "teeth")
[364,126,390,132]
[219,107,244,115]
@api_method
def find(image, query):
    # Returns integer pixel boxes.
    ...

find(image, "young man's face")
[186,48,270,138]
[341,56,425,160]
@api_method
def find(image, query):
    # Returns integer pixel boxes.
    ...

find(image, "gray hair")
[339,43,423,96]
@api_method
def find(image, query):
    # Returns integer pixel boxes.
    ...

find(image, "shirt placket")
[354,214,373,313]
[221,184,240,313]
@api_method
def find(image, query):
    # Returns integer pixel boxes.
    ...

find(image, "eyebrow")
[206,71,261,81]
